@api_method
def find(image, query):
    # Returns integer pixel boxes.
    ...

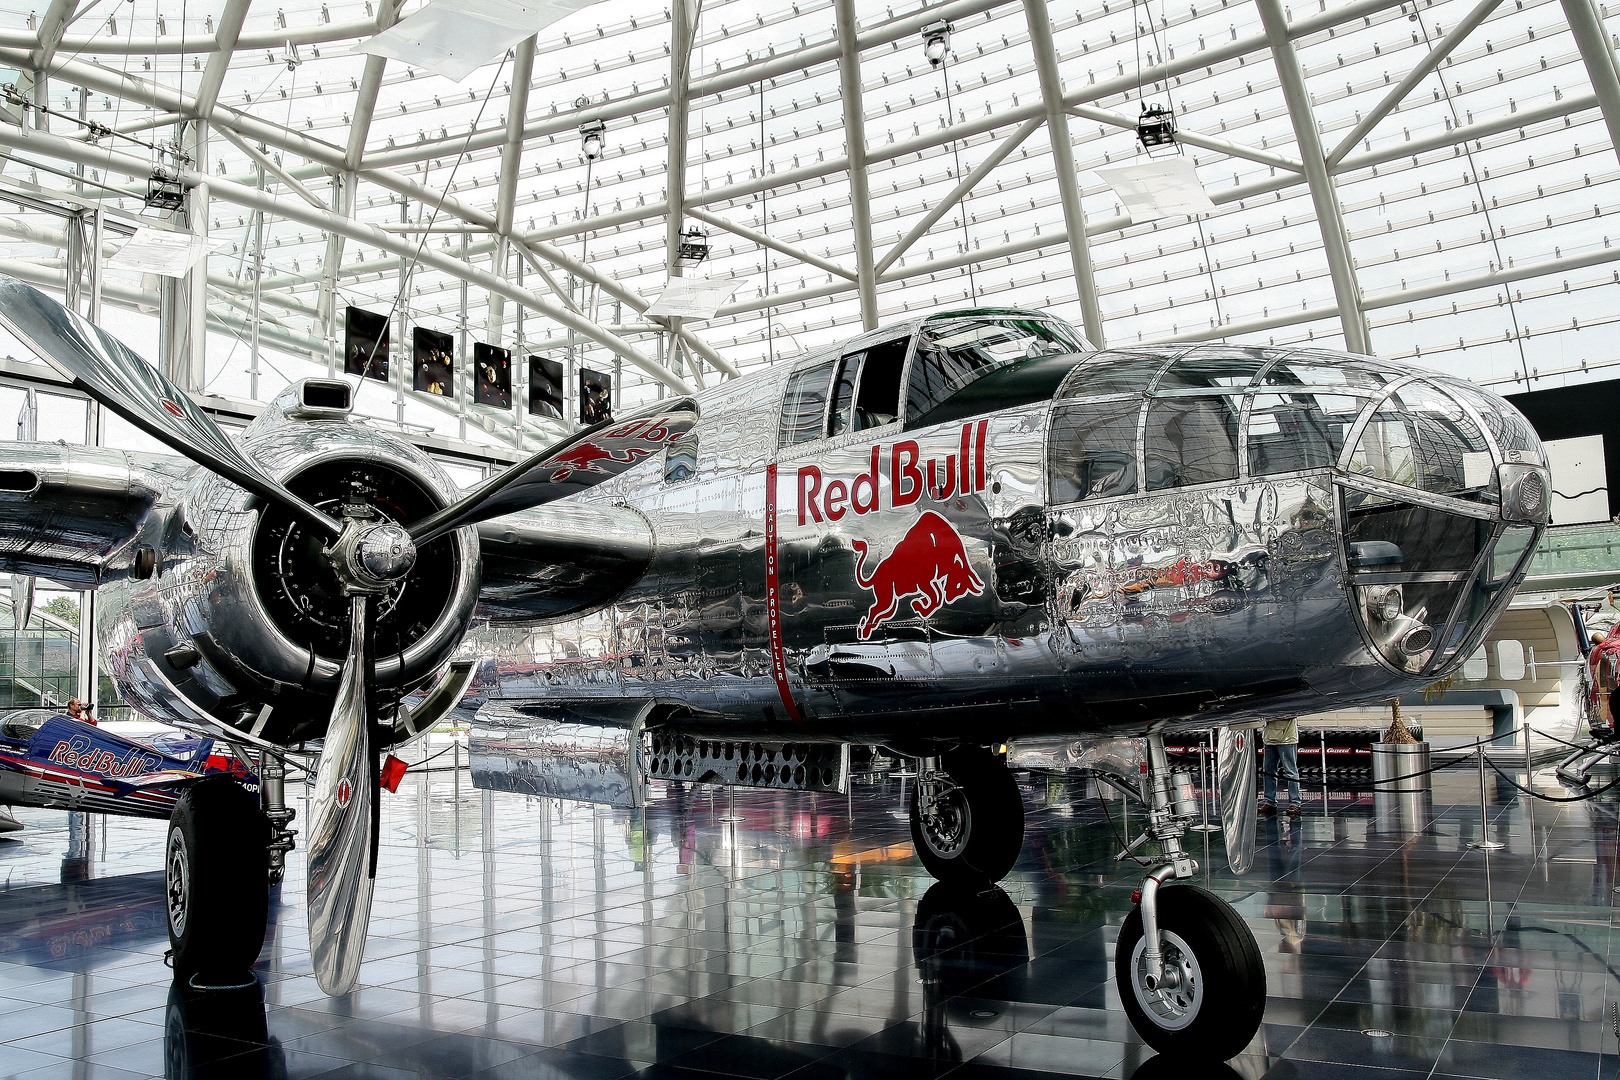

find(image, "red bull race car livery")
[0,710,254,820]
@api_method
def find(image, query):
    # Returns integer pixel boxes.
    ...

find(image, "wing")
[0,442,182,588]
[476,501,653,622]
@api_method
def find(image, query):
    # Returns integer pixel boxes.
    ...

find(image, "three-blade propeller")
[0,275,699,996]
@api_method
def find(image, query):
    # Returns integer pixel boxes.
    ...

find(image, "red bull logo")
[544,442,654,482]
[852,511,986,640]
[542,415,676,482]
[47,737,161,778]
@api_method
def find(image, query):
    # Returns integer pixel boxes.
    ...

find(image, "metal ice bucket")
[1370,741,1431,793]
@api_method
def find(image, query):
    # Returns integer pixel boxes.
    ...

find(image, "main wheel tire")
[1114,884,1265,1061]
[166,776,271,985]
[910,746,1025,885]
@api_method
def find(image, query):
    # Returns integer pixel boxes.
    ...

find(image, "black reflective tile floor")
[2,762,1619,1080]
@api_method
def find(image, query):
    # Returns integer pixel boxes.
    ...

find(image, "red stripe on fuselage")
[764,464,804,724]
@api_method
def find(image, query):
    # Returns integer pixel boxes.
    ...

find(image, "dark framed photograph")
[344,306,389,381]
[412,326,454,398]
[579,367,612,426]
[474,342,511,408]
[528,355,563,420]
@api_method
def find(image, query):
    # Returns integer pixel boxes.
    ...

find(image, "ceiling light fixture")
[579,119,606,161]
[921,20,952,66]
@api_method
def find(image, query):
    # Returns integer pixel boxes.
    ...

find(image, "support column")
[1256,0,1371,354]
[1023,0,1105,346]
[1560,0,1620,167]
[77,206,101,716]
[834,0,879,330]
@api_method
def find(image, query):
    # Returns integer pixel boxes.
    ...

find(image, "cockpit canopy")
[1046,344,1546,507]
[778,309,1091,448]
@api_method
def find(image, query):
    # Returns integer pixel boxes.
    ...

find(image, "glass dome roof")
[0,0,1612,451]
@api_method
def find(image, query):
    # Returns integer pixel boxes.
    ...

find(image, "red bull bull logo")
[542,415,676,482]
[544,442,654,483]
[852,511,986,640]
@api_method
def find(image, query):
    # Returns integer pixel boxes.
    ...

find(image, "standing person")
[66,698,96,726]
[1259,717,1300,817]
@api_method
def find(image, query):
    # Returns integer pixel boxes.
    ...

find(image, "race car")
[0,709,256,821]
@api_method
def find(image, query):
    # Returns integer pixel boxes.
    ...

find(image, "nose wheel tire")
[1114,884,1265,1061]
[910,746,1025,885]
[165,776,272,986]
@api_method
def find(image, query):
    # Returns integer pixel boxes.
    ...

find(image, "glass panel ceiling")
[0,0,1612,450]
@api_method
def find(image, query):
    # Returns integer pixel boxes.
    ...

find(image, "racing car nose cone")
[356,524,416,582]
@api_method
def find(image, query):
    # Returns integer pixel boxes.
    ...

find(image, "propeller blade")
[0,276,340,540]
[408,398,698,546]
[307,596,377,996]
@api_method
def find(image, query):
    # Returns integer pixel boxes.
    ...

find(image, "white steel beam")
[1255,0,1370,354]
[212,124,328,210]
[1559,0,1620,167]
[1326,0,1504,166]
[834,0,878,330]
[511,0,1414,247]
[1066,103,1304,173]
[1023,0,1103,344]
[665,0,694,279]
[193,0,252,120]
[685,207,856,282]
[875,117,1042,277]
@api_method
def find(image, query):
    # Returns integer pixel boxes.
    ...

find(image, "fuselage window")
[664,436,697,483]
[1048,399,1141,503]
[779,360,837,447]
[906,317,1086,422]
[854,339,905,429]
[829,354,860,438]
[1247,393,1342,476]
[1143,394,1241,491]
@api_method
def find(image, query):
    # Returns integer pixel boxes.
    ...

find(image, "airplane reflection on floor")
[0,767,1617,1078]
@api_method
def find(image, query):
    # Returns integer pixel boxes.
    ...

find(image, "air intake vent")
[0,470,39,492]
[301,381,351,411]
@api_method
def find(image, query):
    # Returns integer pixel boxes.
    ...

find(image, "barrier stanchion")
[1192,731,1220,833]
[1470,744,1505,851]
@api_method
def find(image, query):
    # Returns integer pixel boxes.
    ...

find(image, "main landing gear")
[165,754,295,987]
[909,736,1265,1061]
[910,746,1025,885]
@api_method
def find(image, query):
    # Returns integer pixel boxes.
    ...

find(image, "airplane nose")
[1337,375,1548,677]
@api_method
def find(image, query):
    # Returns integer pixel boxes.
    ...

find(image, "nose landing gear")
[1105,731,1266,1060]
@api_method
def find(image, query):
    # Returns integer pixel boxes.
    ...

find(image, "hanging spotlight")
[578,119,606,161]
[1136,104,1177,149]
[145,170,186,212]
[921,20,953,66]
[676,226,710,266]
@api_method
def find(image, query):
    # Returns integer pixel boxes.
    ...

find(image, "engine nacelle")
[99,380,480,746]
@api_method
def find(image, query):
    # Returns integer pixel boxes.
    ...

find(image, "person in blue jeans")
[1260,717,1301,817]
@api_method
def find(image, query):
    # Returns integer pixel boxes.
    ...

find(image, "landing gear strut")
[1108,731,1265,1061]
[910,746,1025,885]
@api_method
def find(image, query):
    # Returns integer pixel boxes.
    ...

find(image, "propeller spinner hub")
[355,524,416,583]
[330,519,418,594]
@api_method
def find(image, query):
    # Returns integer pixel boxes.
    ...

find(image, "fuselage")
[460,310,1552,746]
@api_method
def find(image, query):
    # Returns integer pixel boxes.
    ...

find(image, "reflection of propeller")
[0,278,340,540]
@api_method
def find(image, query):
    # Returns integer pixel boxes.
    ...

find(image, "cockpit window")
[1156,353,1267,390]
[1049,399,1141,503]
[1262,361,1388,391]
[907,317,1087,421]
[1247,392,1353,476]
[1443,378,1544,463]
[1144,395,1241,491]
[0,709,53,742]
[1055,354,1164,398]
[779,360,836,447]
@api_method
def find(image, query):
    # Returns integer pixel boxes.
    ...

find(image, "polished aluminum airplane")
[0,276,1548,1060]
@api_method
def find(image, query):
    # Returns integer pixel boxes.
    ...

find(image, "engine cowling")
[99,381,480,746]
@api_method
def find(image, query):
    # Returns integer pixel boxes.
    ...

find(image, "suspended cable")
[937,51,976,301]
